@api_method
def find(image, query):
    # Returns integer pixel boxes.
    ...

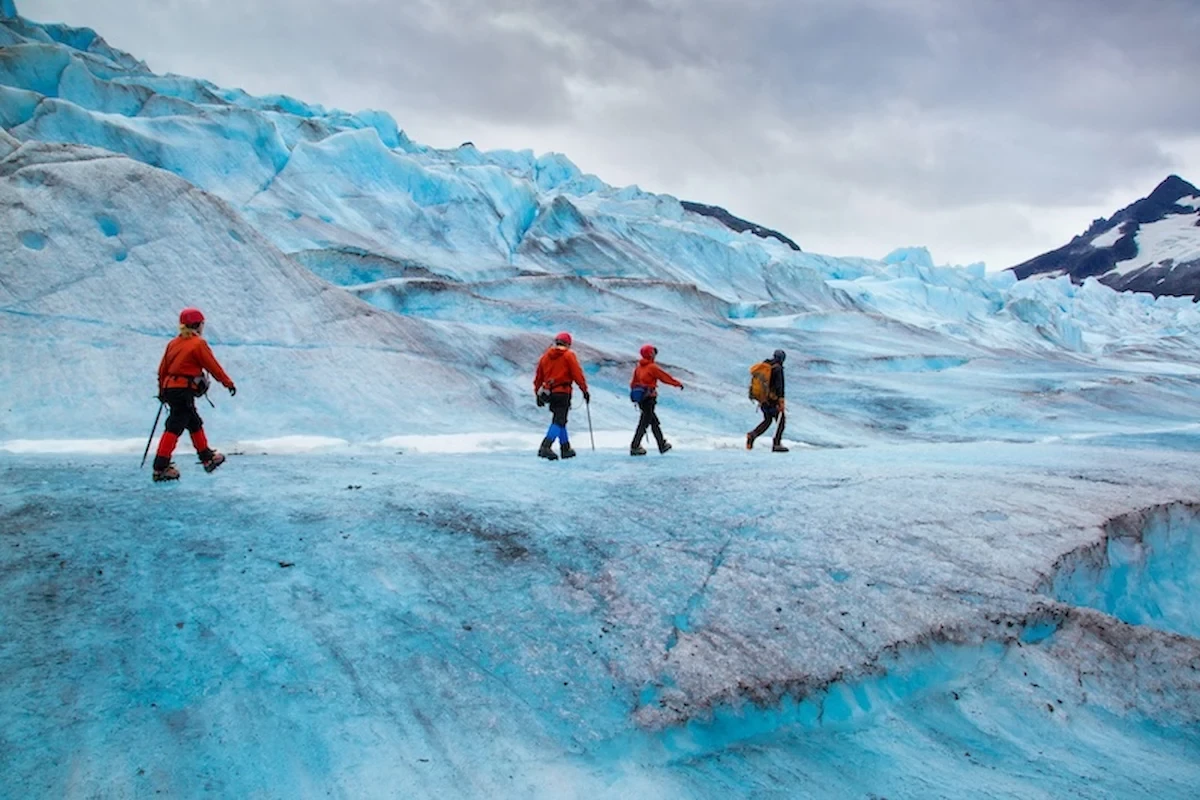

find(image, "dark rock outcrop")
[1009,175,1200,298]
[680,200,802,251]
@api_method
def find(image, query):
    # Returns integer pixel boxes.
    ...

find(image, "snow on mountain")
[1010,174,1200,298]
[3,4,1200,797]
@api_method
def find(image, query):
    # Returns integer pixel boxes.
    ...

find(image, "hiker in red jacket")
[151,307,236,481]
[629,343,683,456]
[533,331,589,460]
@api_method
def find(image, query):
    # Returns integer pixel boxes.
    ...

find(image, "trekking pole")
[585,397,595,451]
[140,401,165,469]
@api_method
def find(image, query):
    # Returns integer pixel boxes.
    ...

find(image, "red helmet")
[554,331,572,346]
[640,343,657,359]
[179,307,205,327]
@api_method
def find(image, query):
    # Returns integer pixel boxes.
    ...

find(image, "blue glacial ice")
[3,445,1200,798]
[1,4,1200,797]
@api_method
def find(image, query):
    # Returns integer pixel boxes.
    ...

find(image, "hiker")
[629,343,683,456]
[747,349,788,453]
[151,307,236,482]
[533,331,589,460]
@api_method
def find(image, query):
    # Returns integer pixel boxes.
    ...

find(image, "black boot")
[658,441,672,454]
[538,438,559,460]
[630,445,648,456]
[560,443,577,459]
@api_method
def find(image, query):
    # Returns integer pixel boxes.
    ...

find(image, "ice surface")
[3,444,1200,797]
[3,7,1200,797]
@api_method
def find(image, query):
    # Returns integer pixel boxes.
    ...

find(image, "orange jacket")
[158,332,234,391]
[630,358,682,396]
[534,345,588,395]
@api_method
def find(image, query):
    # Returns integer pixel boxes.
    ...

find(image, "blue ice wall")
[1050,504,1200,639]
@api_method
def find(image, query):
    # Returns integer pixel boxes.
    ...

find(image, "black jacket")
[766,359,785,400]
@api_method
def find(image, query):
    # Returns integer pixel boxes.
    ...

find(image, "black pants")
[162,387,203,435]
[548,393,571,427]
[632,395,666,450]
[749,404,785,445]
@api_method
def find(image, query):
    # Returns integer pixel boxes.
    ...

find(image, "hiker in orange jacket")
[533,331,589,460]
[151,307,236,481]
[629,343,683,455]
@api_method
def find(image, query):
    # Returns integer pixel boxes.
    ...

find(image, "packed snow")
[1089,223,1125,249]
[1111,211,1200,276]
[2,4,1200,798]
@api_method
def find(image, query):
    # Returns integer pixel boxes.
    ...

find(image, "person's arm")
[772,364,785,407]
[653,364,683,389]
[197,339,235,389]
[156,346,170,390]
[534,358,545,393]
[570,353,590,398]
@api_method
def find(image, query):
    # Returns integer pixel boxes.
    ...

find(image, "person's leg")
[550,395,571,444]
[747,405,775,448]
[647,397,668,452]
[772,410,789,451]
[182,400,206,455]
[632,397,653,451]
[152,390,189,477]
[551,394,576,457]
[541,394,571,459]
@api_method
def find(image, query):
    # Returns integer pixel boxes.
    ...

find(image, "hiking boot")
[771,443,789,453]
[658,442,672,454]
[746,433,755,450]
[200,451,226,473]
[538,439,559,461]
[152,463,180,482]
[560,443,577,459]
[630,445,648,456]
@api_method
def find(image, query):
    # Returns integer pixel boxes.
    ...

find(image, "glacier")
[2,3,1200,798]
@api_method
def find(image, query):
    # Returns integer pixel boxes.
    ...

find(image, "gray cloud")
[19,0,1200,267]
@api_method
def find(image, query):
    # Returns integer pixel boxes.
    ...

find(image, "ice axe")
[140,400,165,469]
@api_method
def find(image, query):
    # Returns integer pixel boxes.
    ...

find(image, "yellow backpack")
[748,362,773,403]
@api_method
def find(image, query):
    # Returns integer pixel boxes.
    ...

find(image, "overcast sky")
[20,0,1200,269]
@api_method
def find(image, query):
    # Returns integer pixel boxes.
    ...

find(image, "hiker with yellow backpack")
[747,349,788,452]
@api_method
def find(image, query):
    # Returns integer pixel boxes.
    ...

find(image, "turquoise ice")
[1,3,1200,796]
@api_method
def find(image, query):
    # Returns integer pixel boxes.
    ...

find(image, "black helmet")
[773,349,786,364]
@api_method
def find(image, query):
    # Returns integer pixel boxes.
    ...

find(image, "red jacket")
[534,346,588,395]
[630,358,682,396]
[158,331,234,391]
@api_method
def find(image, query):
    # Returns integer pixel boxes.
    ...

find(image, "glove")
[679,383,685,391]
[536,391,545,408]
[228,385,237,397]
[582,390,591,403]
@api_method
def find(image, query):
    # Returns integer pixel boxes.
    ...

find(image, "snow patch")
[1090,224,1124,248]
[232,435,350,454]
[0,437,144,454]
[1112,213,1200,275]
